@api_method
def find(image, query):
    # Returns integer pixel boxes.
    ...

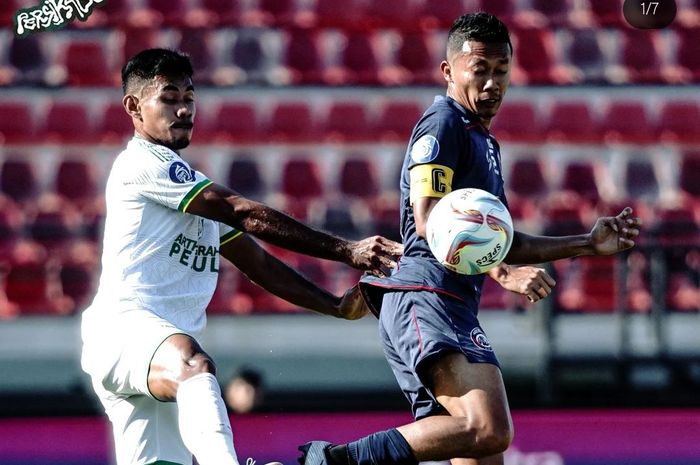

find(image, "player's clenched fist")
[346,236,404,277]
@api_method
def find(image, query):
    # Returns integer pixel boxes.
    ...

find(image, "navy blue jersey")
[361,96,508,314]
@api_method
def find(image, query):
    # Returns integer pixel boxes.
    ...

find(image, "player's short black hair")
[121,48,193,94]
[446,12,513,57]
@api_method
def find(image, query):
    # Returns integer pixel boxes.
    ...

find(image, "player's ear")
[123,94,142,121]
[440,60,452,84]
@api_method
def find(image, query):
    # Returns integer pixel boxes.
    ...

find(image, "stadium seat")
[280,158,323,200]
[7,34,48,86]
[0,102,34,144]
[63,41,113,87]
[119,26,160,65]
[258,0,296,26]
[675,26,700,81]
[4,241,74,315]
[282,29,325,84]
[27,194,82,257]
[588,0,625,26]
[541,194,589,236]
[266,102,317,142]
[0,0,18,27]
[41,102,96,144]
[226,157,265,199]
[336,32,380,85]
[59,240,98,312]
[54,158,99,208]
[491,101,543,142]
[507,157,548,199]
[678,151,700,198]
[0,195,24,261]
[320,204,361,238]
[510,27,558,84]
[338,158,379,199]
[90,0,130,26]
[619,28,664,83]
[375,101,423,141]
[99,102,133,143]
[656,101,700,144]
[556,256,618,313]
[211,102,259,142]
[560,160,600,204]
[201,0,242,26]
[323,102,372,142]
[312,0,366,29]
[418,0,466,30]
[364,0,418,30]
[545,100,600,143]
[370,193,401,242]
[530,0,571,26]
[396,32,438,85]
[566,28,608,85]
[0,158,38,204]
[226,32,267,84]
[144,0,187,26]
[177,28,215,83]
[624,158,659,200]
[600,101,654,143]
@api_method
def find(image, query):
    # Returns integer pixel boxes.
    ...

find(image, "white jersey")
[84,137,241,335]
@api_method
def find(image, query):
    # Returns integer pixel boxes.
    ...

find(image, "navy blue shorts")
[378,290,500,420]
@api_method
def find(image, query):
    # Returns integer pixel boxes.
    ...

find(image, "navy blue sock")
[344,428,417,465]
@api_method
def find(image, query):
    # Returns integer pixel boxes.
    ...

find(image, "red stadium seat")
[619,29,664,83]
[4,241,74,315]
[258,0,296,26]
[600,101,654,143]
[228,32,267,83]
[418,0,466,30]
[144,0,187,26]
[212,102,259,142]
[55,158,99,208]
[566,28,607,84]
[339,158,379,199]
[64,41,113,87]
[375,101,423,141]
[321,203,361,238]
[7,34,48,86]
[530,0,571,26]
[678,151,700,198]
[396,32,438,85]
[557,256,618,313]
[0,102,34,144]
[177,28,215,82]
[364,0,418,30]
[337,32,380,85]
[675,26,700,80]
[282,29,325,84]
[560,160,600,204]
[201,0,242,25]
[511,27,558,84]
[371,193,401,242]
[542,193,589,236]
[27,194,82,257]
[0,158,38,204]
[312,0,366,29]
[657,101,700,144]
[588,0,625,26]
[99,102,133,143]
[281,158,323,200]
[323,102,372,142]
[507,157,548,199]
[226,157,265,198]
[119,26,160,65]
[546,101,600,143]
[0,195,24,261]
[266,102,317,142]
[0,0,18,27]
[41,102,96,143]
[491,101,543,142]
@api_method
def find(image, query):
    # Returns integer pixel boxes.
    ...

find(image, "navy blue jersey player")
[299,12,642,465]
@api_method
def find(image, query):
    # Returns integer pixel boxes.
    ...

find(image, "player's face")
[136,74,196,151]
[443,40,511,127]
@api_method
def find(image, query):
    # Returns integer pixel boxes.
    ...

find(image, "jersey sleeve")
[407,112,466,204]
[129,149,213,211]
[219,223,244,246]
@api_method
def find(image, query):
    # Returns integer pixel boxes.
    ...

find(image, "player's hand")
[589,207,642,255]
[488,264,556,303]
[346,236,403,277]
[334,284,370,320]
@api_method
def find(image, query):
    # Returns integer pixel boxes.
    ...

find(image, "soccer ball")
[426,188,514,275]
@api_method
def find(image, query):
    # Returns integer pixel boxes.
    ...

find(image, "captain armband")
[409,164,454,204]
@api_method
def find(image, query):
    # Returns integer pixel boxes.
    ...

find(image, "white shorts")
[81,307,194,465]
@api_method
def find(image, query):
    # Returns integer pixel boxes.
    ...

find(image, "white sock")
[176,372,239,465]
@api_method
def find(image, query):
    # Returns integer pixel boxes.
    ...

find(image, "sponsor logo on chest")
[169,233,219,272]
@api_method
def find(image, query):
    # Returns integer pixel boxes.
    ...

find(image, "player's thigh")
[148,332,216,401]
[107,394,191,465]
[427,352,512,438]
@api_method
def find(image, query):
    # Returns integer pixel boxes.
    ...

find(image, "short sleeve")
[219,223,244,246]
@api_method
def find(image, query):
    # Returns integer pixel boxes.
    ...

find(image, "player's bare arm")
[187,183,402,276]
[220,234,369,319]
[505,207,642,265]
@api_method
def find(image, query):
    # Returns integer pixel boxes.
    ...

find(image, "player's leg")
[148,333,239,465]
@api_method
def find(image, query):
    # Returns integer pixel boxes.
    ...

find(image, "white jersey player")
[81,48,402,465]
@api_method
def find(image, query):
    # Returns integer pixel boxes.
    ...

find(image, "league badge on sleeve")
[169,161,195,183]
[411,134,440,164]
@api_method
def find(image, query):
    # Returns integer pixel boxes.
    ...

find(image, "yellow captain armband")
[409,164,454,204]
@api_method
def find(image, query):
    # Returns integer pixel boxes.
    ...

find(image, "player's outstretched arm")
[505,207,642,265]
[186,183,402,277]
[487,264,556,303]
[220,234,369,319]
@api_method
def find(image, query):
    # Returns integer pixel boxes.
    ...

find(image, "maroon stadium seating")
[64,41,113,87]
[0,158,38,204]
[491,101,543,142]
[323,102,372,142]
[42,102,95,144]
[0,102,34,144]
[657,101,700,144]
[338,158,379,199]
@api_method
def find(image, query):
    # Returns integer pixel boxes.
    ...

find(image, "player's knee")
[455,415,513,457]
